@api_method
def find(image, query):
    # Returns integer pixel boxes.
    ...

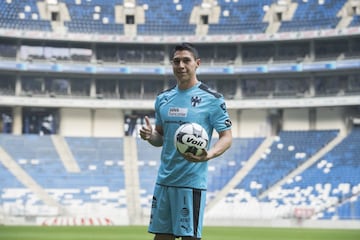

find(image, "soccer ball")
[174,123,209,156]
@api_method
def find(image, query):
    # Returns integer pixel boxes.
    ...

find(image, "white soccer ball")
[174,123,209,156]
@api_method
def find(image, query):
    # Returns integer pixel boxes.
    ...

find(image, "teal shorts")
[148,184,206,238]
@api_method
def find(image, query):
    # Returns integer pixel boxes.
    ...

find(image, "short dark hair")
[170,42,199,60]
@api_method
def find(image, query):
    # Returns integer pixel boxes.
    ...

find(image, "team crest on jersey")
[191,96,201,107]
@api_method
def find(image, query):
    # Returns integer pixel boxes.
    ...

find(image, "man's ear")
[196,58,201,67]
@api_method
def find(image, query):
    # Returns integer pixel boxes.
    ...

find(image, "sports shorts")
[148,184,206,238]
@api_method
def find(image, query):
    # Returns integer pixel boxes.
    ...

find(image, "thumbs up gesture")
[139,116,153,140]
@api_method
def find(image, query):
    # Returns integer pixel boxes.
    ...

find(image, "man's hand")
[139,116,152,140]
[183,149,208,162]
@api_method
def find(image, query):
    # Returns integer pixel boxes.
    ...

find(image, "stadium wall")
[238,109,269,137]
[283,108,310,130]
[58,108,125,137]
[59,108,93,136]
[316,107,347,130]
[45,107,351,138]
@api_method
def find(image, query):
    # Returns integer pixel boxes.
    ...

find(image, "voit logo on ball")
[178,132,207,149]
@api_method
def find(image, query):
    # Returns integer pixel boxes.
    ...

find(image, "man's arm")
[206,129,232,160]
[184,129,232,162]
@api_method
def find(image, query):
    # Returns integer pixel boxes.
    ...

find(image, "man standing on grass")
[140,42,232,239]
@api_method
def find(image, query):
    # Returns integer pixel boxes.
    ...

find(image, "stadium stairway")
[51,135,80,173]
[123,136,142,225]
[205,136,274,213]
[264,0,298,34]
[0,146,65,214]
[335,0,360,29]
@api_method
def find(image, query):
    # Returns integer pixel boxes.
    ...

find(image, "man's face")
[171,50,200,83]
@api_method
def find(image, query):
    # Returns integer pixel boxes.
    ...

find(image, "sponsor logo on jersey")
[168,107,188,117]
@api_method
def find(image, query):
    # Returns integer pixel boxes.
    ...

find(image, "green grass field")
[0,226,359,240]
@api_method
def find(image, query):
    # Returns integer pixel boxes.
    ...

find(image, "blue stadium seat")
[207,137,264,194]
[208,0,272,35]
[350,15,360,27]
[0,135,127,212]
[62,0,124,34]
[0,0,52,32]
[136,0,201,35]
[279,0,346,32]
[235,130,339,196]
[276,127,360,220]
[136,138,161,208]
[1,129,359,220]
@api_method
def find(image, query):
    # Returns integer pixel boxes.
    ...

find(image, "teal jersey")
[154,82,232,189]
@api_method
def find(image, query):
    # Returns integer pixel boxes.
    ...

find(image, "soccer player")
[139,42,232,240]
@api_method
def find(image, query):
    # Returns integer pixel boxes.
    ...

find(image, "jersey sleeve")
[209,96,232,133]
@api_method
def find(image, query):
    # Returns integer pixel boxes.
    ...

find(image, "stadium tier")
[237,130,339,197]
[279,0,347,32]
[208,0,272,35]
[207,137,265,194]
[1,129,360,224]
[0,0,360,34]
[276,127,360,220]
[0,0,52,32]
[137,0,202,35]
[0,135,127,221]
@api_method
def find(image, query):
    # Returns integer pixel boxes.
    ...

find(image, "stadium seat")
[0,0,52,32]
[279,0,346,32]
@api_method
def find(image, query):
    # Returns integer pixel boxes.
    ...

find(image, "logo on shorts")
[181,207,189,217]
[180,207,191,233]
[151,196,157,209]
